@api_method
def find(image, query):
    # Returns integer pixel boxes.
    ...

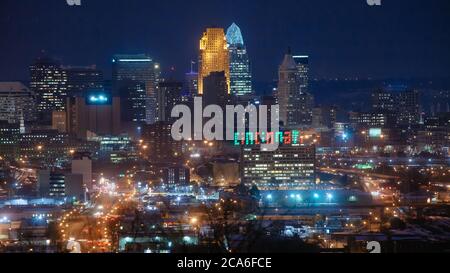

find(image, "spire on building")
[226,23,244,46]
[280,52,297,70]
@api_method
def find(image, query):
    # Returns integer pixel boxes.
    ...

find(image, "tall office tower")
[277,51,314,127]
[64,66,104,95]
[371,90,396,112]
[0,82,36,124]
[277,52,297,126]
[66,90,121,139]
[30,57,68,124]
[158,81,183,122]
[241,143,316,191]
[117,80,147,123]
[112,54,160,124]
[203,71,229,107]
[293,55,314,126]
[226,23,252,96]
[397,90,421,126]
[198,28,230,95]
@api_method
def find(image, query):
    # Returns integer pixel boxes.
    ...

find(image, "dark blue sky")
[0,0,449,83]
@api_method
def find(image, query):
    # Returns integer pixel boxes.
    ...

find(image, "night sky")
[0,0,449,83]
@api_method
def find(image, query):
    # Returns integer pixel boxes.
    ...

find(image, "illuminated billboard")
[85,91,112,105]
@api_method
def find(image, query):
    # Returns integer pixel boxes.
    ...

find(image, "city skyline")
[1,0,450,83]
[0,0,449,256]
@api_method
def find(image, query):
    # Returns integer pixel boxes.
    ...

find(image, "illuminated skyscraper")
[30,57,68,124]
[277,51,299,127]
[112,54,160,124]
[293,55,314,126]
[277,51,314,127]
[226,23,252,96]
[64,65,104,95]
[118,80,147,123]
[198,28,230,95]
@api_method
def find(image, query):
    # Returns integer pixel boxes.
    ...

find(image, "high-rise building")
[117,80,147,123]
[226,23,252,96]
[30,57,68,124]
[202,71,229,108]
[157,81,183,122]
[293,55,314,126]
[198,28,230,95]
[0,82,36,124]
[112,54,160,124]
[371,89,421,126]
[241,143,316,191]
[277,51,314,127]
[64,66,104,95]
[66,90,121,139]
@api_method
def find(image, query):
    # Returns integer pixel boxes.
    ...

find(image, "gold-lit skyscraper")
[198,28,230,95]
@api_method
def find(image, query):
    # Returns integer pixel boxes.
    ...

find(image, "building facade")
[226,23,252,97]
[66,90,121,139]
[241,143,316,191]
[30,57,68,124]
[64,66,104,95]
[157,81,183,122]
[0,82,36,124]
[198,28,230,95]
[112,54,160,124]
[277,51,314,127]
